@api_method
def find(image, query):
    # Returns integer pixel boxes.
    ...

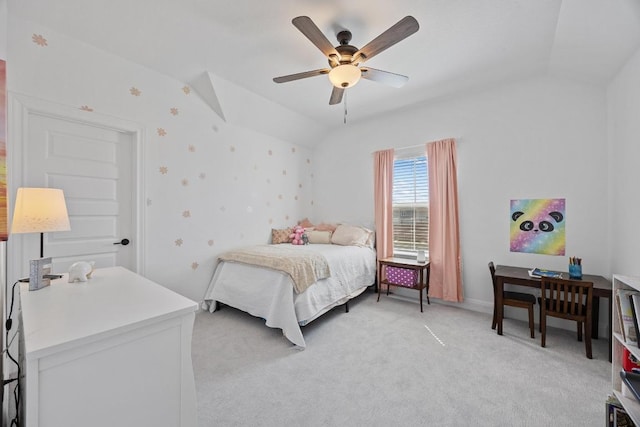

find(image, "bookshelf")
[612,274,640,424]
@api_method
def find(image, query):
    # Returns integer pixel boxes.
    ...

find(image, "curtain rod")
[371,138,458,155]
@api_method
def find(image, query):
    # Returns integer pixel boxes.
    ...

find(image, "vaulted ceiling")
[9,0,640,128]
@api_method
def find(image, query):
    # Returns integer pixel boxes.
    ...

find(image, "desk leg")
[496,277,504,335]
[592,296,600,339]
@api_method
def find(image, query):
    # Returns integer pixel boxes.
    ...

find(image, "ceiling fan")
[273,15,419,106]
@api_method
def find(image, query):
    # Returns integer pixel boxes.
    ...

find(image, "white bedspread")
[202,244,376,348]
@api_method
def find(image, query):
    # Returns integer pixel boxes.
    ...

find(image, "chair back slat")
[540,277,593,321]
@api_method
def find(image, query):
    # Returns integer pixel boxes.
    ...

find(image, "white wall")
[6,16,315,302]
[608,46,640,276]
[314,75,609,322]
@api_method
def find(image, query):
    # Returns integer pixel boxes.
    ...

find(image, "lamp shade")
[328,64,361,88]
[11,188,71,234]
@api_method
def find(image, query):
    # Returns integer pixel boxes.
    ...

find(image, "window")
[392,154,428,256]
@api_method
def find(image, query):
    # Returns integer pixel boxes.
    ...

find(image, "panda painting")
[510,198,566,255]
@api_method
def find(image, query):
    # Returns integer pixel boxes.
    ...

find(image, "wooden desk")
[377,257,430,312]
[494,265,612,360]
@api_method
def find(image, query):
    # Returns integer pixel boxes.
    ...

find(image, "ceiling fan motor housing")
[329,30,361,67]
[328,31,362,88]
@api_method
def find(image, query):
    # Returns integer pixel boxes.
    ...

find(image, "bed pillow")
[307,230,332,244]
[331,224,370,247]
[298,217,314,228]
[271,228,292,244]
[366,229,376,248]
[315,222,337,232]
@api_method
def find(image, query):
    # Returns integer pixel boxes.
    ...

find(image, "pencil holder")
[569,264,582,280]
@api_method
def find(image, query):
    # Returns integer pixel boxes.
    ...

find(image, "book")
[621,370,640,402]
[630,294,640,345]
[622,347,640,372]
[617,292,627,342]
[618,289,639,345]
[528,268,563,279]
[607,394,634,427]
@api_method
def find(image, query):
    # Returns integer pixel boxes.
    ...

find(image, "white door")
[20,112,136,274]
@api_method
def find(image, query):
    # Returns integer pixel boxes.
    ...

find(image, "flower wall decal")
[79,105,94,112]
[130,87,141,96]
[170,107,179,116]
[32,34,48,46]
[159,166,168,174]
[157,128,167,136]
[182,86,191,95]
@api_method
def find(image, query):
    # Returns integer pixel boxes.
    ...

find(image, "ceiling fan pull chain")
[344,91,348,124]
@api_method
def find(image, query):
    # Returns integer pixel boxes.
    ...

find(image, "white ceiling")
[8,0,640,128]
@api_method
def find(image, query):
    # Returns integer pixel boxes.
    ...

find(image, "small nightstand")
[377,257,431,312]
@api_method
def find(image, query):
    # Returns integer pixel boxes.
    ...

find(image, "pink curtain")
[373,149,394,260]
[427,139,463,302]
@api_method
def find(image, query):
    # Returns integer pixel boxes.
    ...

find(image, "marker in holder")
[569,256,582,280]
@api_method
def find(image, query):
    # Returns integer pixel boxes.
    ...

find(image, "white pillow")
[331,224,370,247]
[307,230,332,244]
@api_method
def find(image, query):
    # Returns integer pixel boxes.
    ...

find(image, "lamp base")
[29,257,52,291]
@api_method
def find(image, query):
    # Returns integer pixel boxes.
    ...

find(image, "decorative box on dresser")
[611,274,640,424]
[19,266,198,427]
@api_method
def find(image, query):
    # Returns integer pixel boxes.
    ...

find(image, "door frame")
[7,93,146,283]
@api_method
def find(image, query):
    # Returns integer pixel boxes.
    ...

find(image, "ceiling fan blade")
[273,68,330,83]
[354,16,419,64]
[360,67,409,88]
[292,16,340,60]
[329,86,344,105]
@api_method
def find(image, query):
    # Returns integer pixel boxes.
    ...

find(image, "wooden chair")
[539,277,593,359]
[489,262,536,338]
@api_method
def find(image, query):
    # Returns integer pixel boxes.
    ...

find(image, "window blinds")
[392,156,429,253]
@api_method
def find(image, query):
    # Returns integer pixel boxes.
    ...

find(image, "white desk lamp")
[11,187,71,290]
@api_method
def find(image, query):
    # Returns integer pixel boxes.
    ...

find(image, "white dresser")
[19,266,198,427]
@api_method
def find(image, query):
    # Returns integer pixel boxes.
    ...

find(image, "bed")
[202,234,376,348]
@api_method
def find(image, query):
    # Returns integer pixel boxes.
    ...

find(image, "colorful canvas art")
[0,59,7,241]
[510,198,565,255]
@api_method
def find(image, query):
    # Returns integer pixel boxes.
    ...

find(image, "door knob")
[114,238,130,246]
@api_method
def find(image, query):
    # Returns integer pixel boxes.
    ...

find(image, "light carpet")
[192,290,610,426]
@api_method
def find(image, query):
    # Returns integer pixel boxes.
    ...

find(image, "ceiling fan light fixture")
[329,64,361,88]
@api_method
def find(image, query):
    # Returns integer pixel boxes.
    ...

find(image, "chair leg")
[491,305,497,330]
[577,321,583,342]
[528,305,535,339]
[584,320,593,359]
[539,305,542,333]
